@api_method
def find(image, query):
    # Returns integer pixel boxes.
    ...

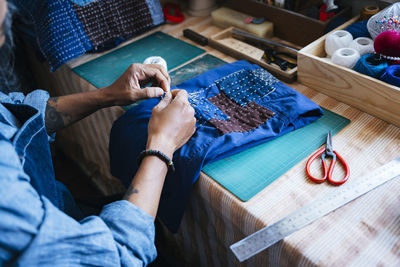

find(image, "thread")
[143,56,168,72]
[360,6,380,21]
[345,20,371,39]
[349,37,374,56]
[353,54,389,78]
[325,30,353,57]
[331,48,360,68]
[380,65,400,87]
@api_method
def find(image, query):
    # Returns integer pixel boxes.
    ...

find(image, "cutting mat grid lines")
[202,109,350,201]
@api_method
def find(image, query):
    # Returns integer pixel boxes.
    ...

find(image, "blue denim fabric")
[12,0,164,70]
[109,61,324,232]
[0,90,156,266]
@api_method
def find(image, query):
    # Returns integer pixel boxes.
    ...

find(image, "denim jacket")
[0,90,156,266]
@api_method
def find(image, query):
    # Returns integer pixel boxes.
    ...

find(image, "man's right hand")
[146,89,196,159]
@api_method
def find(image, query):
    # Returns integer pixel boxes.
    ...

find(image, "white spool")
[325,30,353,57]
[331,48,360,68]
[143,56,168,72]
[348,37,374,56]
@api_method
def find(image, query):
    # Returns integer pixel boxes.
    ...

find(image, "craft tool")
[231,29,298,55]
[183,29,208,46]
[230,158,400,262]
[305,131,349,185]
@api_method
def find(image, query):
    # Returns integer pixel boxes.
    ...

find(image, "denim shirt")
[0,90,156,266]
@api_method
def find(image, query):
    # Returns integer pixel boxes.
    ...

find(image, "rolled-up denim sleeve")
[0,137,157,266]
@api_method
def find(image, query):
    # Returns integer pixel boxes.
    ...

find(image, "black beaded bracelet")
[137,149,175,173]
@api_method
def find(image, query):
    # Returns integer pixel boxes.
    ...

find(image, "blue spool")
[353,54,389,79]
[380,65,400,87]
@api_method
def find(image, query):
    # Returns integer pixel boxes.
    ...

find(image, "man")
[0,0,196,265]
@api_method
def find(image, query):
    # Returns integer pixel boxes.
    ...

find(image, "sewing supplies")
[211,7,274,38]
[348,37,374,56]
[360,6,380,21]
[374,28,400,61]
[325,30,353,57]
[162,2,184,24]
[380,65,400,87]
[230,158,400,262]
[331,47,360,68]
[306,131,349,185]
[345,20,371,39]
[353,54,389,78]
[143,56,168,72]
[367,2,400,39]
[262,48,296,71]
[231,28,298,54]
[183,29,208,46]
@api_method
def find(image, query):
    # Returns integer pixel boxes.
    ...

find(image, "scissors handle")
[306,147,350,185]
[306,147,328,183]
[327,150,350,185]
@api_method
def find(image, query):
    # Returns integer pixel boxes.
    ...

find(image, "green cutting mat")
[73,31,205,88]
[202,109,350,201]
[170,54,227,86]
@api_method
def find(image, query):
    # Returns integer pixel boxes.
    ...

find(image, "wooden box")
[297,17,400,127]
[230,0,352,47]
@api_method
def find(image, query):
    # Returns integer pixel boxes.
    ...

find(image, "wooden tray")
[209,27,297,82]
[298,16,400,127]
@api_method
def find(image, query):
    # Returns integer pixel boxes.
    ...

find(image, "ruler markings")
[230,158,400,262]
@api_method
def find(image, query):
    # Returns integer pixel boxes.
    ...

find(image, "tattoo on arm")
[123,184,139,199]
[45,97,72,134]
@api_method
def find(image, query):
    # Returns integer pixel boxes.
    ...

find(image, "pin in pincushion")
[369,4,400,60]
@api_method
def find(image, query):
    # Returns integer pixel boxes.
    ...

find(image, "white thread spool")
[331,48,360,68]
[143,56,168,72]
[325,30,353,57]
[348,37,374,56]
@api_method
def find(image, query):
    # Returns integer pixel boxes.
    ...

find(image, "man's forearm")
[123,156,168,218]
[45,90,112,134]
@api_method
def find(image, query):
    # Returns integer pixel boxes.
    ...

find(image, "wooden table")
[26,15,400,267]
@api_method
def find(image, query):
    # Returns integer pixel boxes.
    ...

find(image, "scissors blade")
[325,131,334,156]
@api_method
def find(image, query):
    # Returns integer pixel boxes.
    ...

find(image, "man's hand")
[123,89,196,218]
[100,63,171,106]
[45,63,171,134]
[146,89,196,159]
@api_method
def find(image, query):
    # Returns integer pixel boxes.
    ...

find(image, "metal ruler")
[230,158,400,262]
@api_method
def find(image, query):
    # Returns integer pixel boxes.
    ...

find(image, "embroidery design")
[188,68,278,134]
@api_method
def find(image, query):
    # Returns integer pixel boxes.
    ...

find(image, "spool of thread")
[353,54,389,78]
[360,6,380,21]
[380,65,400,87]
[348,37,374,56]
[331,48,360,68]
[345,20,371,39]
[143,56,168,72]
[325,30,353,57]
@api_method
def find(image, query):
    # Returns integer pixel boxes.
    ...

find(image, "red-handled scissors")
[306,131,350,185]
